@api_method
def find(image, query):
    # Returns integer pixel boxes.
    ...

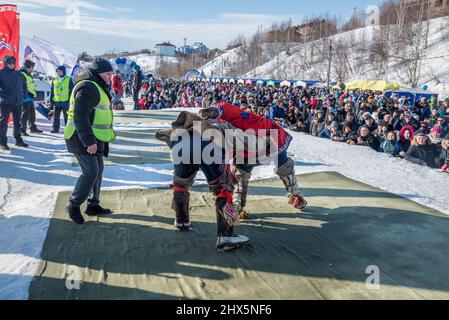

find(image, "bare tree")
[396,0,432,87]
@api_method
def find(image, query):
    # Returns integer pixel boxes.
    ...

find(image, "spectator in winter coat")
[374,121,388,144]
[381,132,401,157]
[132,65,143,110]
[435,116,448,136]
[436,134,449,172]
[111,70,123,107]
[382,114,395,132]
[310,109,326,136]
[285,107,297,127]
[394,112,420,131]
[362,112,378,133]
[416,121,430,136]
[348,125,380,151]
[399,126,415,157]
[319,120,338,139]
[0,55,28,150]
[429,125,443,151]
[405,133,439,168]
[426,108,440,127]
[291,117,309,133]
[329,121,340,140]
[334,122,354,143]
[341,112,359,132]
[269,100,287,125]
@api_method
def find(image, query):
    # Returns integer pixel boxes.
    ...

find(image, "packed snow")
[1,102,448,300]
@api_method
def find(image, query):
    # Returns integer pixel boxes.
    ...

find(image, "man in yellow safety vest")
[64,58,116,224]
[50,65,74,133]
[20,60,42,136]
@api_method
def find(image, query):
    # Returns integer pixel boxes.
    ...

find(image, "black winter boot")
[172,191,191,231]
[66,205,85,225]
[85,205,113,216]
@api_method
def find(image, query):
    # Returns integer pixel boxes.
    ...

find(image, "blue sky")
[16,0,383,55]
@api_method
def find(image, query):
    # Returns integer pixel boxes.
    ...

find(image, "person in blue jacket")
[269,100,287,126]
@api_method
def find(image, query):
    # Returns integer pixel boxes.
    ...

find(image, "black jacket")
[399,140,411,154]
[405,144,439,168]
[436,147,449,168]
[65,69,112,156]
[0,56,26,106]
[132,70,143,91]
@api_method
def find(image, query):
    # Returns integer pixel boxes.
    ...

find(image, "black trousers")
[69,153,104,208]
[132,88,140,109]
[173,137,234,237]
[21,101,37,132]
[53,107,68,131]
[0,104,23,146]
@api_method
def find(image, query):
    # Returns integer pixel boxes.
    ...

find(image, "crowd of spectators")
[130,79,449,173]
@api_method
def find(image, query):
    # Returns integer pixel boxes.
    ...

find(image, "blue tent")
[385,88,438,101]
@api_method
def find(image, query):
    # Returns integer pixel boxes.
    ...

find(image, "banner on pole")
[0,4,20,69]
[20,36,78,77]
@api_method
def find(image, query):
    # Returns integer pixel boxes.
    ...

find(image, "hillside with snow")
[125,54,179,74]
[199,43,300,79]
[200,17,449,93]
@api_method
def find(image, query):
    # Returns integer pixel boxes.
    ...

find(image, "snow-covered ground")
[1,101,448,299]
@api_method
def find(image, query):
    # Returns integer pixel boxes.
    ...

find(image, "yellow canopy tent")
[345,80,367,90]
[345,80,400,92]
[362,80,400,91]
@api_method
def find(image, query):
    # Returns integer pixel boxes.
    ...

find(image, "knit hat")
[431,125,442,134]
[56,65,66,75]
[363,112,373,119]
[23,60,35,68]
[343,121,353,129]
[330,121,338,128]
[90,58,113,74]
[5,56,16,65]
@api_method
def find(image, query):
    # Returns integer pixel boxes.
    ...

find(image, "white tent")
[428,82,449,99]
[310,82,329,89]
[280,80,291,87]
[294,80,308,88]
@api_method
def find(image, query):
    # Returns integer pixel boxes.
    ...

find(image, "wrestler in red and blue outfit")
[200,102,308,219]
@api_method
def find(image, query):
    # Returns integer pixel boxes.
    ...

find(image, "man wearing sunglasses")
[0,56,29,151]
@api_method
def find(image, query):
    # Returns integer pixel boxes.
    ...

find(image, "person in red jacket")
[200,102,307,218]
[111,70,123,107]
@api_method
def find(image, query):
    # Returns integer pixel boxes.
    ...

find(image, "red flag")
[0,4,20,69]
